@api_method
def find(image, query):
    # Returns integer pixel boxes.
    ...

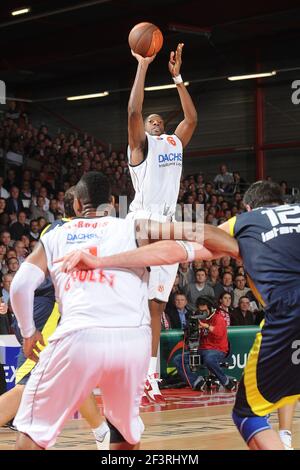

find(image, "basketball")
[128,22,163,57]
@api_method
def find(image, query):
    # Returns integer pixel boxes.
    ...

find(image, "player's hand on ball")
[23,330,45,363]
[131,50,156,64]
[168,43,184,77]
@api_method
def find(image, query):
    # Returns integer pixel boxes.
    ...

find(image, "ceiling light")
[228,71,277,81]
[145,82,189,91]
[11,8,31,16]
[66,91,109,101]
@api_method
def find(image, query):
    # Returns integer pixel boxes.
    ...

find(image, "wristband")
[176,241,196,262]
[172,74,183,85]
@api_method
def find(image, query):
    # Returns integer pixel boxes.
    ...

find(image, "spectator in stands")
[5,186,24,215]
[48,199,60,223]
[0,300,10,335]
[0,231,12,249]
[0,242,7,274]
[21,234,30,253]
[214,164,234,193]
[39,187,50,211]
[233,274,251,308]
[0,177,9,199]
[14,241,27,264]
[167,293,193,330]
[37,216,48,231]
[0,198,7,215]
[9,211,29,241]
[57,191,65,214]
[184,269,215,310]
[220,256,231,275]
[30,196,49,221]
[214,272,234,303]
[6,257,19,275]
[217,292,232,326]
[1,272,13,304]
[20,181,32,202]
[28,220,40,241]
[230,296,254,326]
[29,240,38,252]
[207,264,222,292]
[178,262,194,290]
[232,172,247,193]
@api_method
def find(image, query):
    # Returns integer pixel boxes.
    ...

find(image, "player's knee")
[106,420,127,444]
[232,410,271,444]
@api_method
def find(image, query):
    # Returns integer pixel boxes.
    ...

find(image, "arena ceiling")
[1,0,300,100]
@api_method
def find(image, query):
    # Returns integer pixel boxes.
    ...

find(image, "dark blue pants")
[173,349,228,387]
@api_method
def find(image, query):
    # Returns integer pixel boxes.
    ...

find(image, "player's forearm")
[128,61,148,114]
[98,241,188,269]
[203,224,239,258]
[10,262,45,338]
[176,83,198,124]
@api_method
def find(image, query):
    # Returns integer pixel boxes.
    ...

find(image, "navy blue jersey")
[232,204,300,307]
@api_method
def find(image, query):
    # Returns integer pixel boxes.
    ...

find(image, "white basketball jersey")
[41,216,150,338]
[128,133,183,217]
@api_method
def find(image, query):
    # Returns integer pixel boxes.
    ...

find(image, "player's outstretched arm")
[128,51,156,165]
[54,222,239,272]
[170,44,197,148]
[55,240,217,273]
[10,243,47,360]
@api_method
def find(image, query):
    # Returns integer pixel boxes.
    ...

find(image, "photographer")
[173,296,236,391]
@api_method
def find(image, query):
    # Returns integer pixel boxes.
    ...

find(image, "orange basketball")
[128,22,163,57]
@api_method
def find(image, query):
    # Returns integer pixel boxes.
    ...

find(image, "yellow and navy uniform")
[14,218,69,385]
[229,204,300,418]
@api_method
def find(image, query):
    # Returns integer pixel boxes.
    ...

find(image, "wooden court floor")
[1,389,300,450]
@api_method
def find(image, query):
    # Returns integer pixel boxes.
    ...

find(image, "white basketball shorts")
[126,211,178,302]
[14,326,151,448]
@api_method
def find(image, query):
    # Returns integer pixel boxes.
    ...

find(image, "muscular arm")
[128,54,155,166]
[169,44,197,148]
[174,83,197,148]
[56,221,239,272]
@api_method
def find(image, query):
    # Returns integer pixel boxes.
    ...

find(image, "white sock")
[92,421,110,441]
[279,430,292,448]
[148,357,158,376]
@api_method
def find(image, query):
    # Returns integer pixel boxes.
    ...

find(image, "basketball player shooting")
[127,42,198,405]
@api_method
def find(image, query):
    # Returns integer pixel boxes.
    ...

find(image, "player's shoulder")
[41,217,70,237]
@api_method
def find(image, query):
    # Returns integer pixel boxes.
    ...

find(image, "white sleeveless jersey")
[128,133,183,217]
[41,216,150,339]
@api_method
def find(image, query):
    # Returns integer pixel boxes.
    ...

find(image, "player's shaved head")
[243,181,284,209]
[75,172,111,209]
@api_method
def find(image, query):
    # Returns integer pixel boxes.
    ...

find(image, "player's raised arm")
[10,242,47,361]
[128,52,156,165]
[170,44,197,148]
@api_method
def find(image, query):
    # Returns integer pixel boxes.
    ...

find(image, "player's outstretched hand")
[168,43,184,77]
[131,49,156,64]
[23,330,45,363]
[54,250,101,273]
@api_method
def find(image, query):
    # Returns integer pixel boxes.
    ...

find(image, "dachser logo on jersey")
[158,153,182,163]
[67,233,99,243]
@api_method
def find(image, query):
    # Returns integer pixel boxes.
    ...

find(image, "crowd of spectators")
[0,100,292,335]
